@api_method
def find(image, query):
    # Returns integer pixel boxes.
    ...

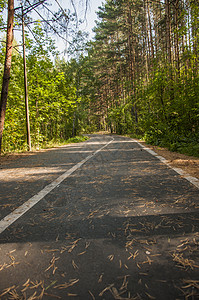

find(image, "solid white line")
[134,140,199,190]
[0,138,114,234]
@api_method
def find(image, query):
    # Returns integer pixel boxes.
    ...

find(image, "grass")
[1,135,89,156]
[42,135,89,149]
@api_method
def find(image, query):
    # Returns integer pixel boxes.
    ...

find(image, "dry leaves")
[99,284,140,299]
[172,252,199,269]
[128,250,139,260]
[68,239,81,253]
[107,254,114,261]
[72,260,79,269]
[180,279,199,299]
[54,278,79,289]
[45,255,60,274]
[0,281,45,300]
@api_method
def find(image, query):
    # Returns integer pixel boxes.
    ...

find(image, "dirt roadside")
[136,139,199,180]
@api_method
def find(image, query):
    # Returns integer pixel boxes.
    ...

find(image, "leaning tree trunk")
[0,0,14,154]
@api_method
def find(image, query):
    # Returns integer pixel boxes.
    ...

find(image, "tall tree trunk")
[153,1,160,57]
[191,1,198,75]
[146,1,154,60]
[0,0,14,153]
[165,0,172,64]
[22,8,31,151]
[125,5,135,97]
[144,0,151,71]
[174,0,180,74]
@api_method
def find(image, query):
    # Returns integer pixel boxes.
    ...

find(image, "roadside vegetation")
[0,0,198,157]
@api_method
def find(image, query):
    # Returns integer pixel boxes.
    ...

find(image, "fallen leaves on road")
[54,278,79,289]
[182,279,199,289]
[68,238,81,253]
[145,291,156,299]
[45,255,60,274]
[99,283,115,297]
[180,279,199,299]
[88,290,96,299]
[119,275,129,291]
[43,292,61,299]
[72,259,79,269]
[0,286,16,298]
[172,252,199,269]
[107,254,114,261]
[142,256,153,266]
[0,281,46,300]
[67,292,78,296]
[1,147,199,300]
[0,262,7,271]
[98,273,104,283]
[128,250,139,260]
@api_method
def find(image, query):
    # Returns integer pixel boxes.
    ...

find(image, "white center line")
[0,138,114,234]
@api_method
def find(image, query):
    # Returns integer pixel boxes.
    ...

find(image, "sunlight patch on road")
[0,138,114,234]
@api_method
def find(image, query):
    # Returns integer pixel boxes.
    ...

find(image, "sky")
[55,0,104,56]
[1,0,104,57]
[82,0,104,37]
[55,0,104,37]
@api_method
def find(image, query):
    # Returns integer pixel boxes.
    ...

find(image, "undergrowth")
[129,132,199,158]
[1,135,89,155]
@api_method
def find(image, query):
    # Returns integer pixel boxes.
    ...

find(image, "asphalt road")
[0,134,199,300]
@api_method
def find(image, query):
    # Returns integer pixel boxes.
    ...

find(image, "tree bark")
[144,0,151,71]
[22,8,31,151]
[0,0,14,153]
[146,1,154,60]
[165,0,172,64]
[174,0,180,74]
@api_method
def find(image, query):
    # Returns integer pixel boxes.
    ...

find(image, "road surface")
[0,134,199,299]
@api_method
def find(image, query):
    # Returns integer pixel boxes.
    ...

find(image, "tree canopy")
[0,0,198,156]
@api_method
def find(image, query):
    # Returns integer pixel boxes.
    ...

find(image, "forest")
[0,0,198,156]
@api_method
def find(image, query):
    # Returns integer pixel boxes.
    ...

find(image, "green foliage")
[0,0,6,30]
[39,135,89,150]
[136,65,199,157]
[1,0,199,158]
[66,135,88,143]
[2,50,27,152]
[0,24,89,153]
[144,131,199,157]
[108,102,134,135]
[76,0,199,157]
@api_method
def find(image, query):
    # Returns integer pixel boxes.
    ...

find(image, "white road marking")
[0,138,114,234]
[134,140,199,189]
